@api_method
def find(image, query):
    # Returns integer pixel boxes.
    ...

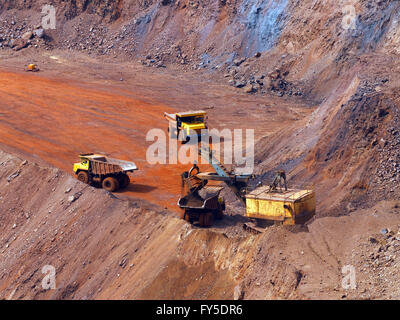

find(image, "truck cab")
[73,156,90,173]
[164,110,207,142]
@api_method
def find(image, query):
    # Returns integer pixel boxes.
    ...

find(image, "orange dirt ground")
[0,70,195,209]
[0,56,310,211]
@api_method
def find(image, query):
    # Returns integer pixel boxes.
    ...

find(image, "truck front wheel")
[77,171,89,184]
[102,177,120,192]
[180,209,191,223]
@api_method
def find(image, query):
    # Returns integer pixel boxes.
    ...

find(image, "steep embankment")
[249,0,400,215]
[0,149,237,299]
[1,150,400,300]
[2,1,399,66]
[255,55,400,215]
[0,150,311,300]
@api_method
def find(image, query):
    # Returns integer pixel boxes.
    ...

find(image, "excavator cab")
[73,156,90,173]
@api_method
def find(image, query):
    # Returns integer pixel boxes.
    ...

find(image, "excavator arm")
[181,145,254,203]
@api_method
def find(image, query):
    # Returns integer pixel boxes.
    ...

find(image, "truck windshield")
[181,116,204,124]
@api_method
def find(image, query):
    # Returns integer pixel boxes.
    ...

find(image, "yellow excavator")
[243,171,315,233]
[164,110,316,230]
[178,145,315,231]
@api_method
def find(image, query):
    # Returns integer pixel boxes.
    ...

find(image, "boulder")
[244,84,256,93]
[233,57,246,66]
[12,38,30,51]
[33,28,45,38]
[235,80,247,88]
[22,31,33,40]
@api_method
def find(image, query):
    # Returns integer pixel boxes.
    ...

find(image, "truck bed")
[80,154,137,175]
[178,186,223,209]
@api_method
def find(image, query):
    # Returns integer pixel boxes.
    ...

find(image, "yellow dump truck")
[245,186,316,227]
[164,110,207,143]
[73,153,138,192]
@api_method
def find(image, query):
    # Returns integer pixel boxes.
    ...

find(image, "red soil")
[0,70,193,210]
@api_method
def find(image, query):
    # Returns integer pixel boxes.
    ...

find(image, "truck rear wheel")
[215,208,224,220]
[215,201,225,220]
[119,174,130,189]
[206,212,214,227]
[199,212,213,228]
[199,213,205,227]
[102,177,120,192]
[77,171,89,184]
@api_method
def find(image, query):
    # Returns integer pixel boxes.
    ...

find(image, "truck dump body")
[178,186,223,210]
[164,110,207,121]
[245,187,315,225]
[164,110,207,143]
[80,154,137,175]
[90,160,122,175]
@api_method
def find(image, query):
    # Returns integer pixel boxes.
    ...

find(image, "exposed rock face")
[0,1,397,60]
[0,0,122,22]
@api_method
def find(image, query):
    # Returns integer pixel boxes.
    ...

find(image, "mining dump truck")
[73,154,138,192]
[164,110,207,143]
[178,145,253,228]
[178,164,225,227]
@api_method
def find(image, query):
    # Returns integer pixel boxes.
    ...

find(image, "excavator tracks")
[243,222,265,234]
